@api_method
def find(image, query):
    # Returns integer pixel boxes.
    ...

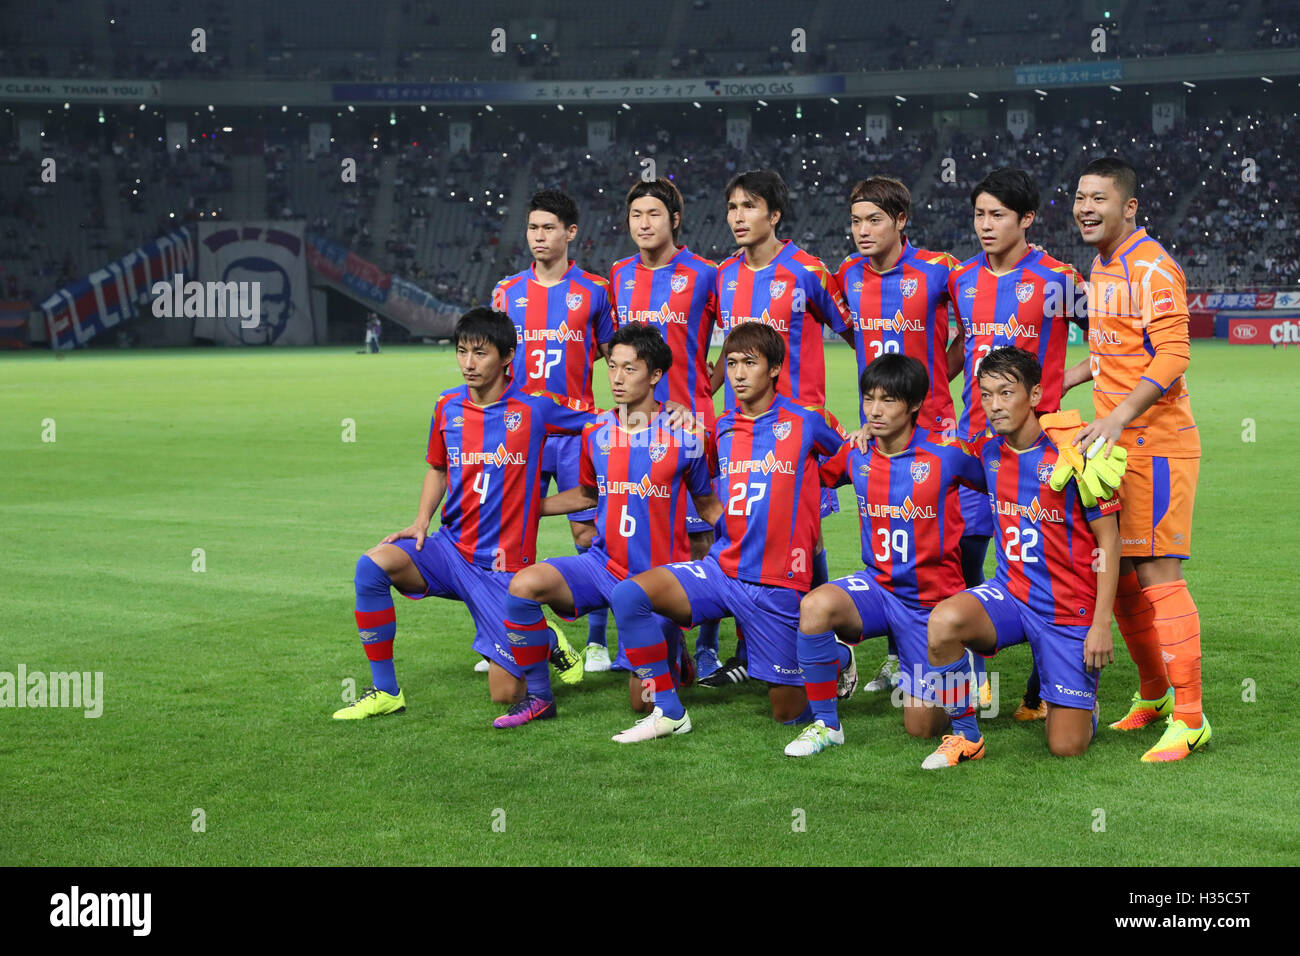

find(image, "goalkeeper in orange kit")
[1069,156,1208,763]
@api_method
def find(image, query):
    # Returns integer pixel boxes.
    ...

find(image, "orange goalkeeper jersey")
[1086,228,1200,458]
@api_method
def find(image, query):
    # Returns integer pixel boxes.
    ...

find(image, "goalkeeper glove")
[1040,411,1128,507]
[1078,439,1128,505]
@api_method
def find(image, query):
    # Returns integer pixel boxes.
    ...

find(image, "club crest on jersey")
[565,293,584,311]
[900,278,918,299]
[769,280,787,299]
[910,461,930,483]
[670,274,689,294]
[772,420,792,441]
[1015,282,1035,304]
[649,442,668,463]
[1037,461,1054,484]
[504,411,522,432]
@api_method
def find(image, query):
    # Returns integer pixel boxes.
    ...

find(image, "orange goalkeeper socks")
[1144,580,1203,727]
[1114,571,1168,700]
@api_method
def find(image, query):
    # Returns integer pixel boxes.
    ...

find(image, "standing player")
[608,178,727,678]
[1071,156,1209,762]
[786,354,987,757]
[608,323,845,741]
[332,308,596,721]
[947,168,1091,719]
[705,169,854,687]
[494,322,723,726]
[919,347,1120,768]
[836,175,962,694]
[492,189,616,658]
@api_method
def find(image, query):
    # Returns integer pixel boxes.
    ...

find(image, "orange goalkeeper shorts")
[1117,455,1199,559]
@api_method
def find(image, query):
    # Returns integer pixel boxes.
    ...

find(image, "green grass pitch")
[2,340,1296,866]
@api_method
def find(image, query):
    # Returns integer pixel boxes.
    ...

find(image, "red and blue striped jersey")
[715,240,851,407]
[609,246,719,431]
[948,248,1087,439]
[579,408,717,579]
[836,239,959,432]
[976,432,1121,625]
[820,429,986,607]
[491,260,615,405]
[426,381,597,572]
[712,395,845,592]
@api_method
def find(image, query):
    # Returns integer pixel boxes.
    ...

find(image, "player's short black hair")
[453,307,517,360]
[970,168,1039,219]
[859,354,929,425]
[721,322,785,371]
[528,188,579,228]
[725,169,791,232]
[1081,156,1139,202]
[608,321,673,376]
[626,178,684,242]
[977,346,1041,391]
[849,176,911,222]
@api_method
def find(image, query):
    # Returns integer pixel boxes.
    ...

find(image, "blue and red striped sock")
[797,628,851,729]
[354,555,399,695]
[503,593,554,701]
[611,581,684,719]
[924,655,980,740]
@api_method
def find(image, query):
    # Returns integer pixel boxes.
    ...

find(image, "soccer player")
[608,323,845,741]
[492,189,616,657]
[705,169,854,687]
[608,178,727,678]
[333,308,596,721]
[1071,156,1209,762]
[786,354,987,757]
[495,322,723,726]
[947,168,1091,719]
[836,175,962,694]
[918,347,1120,768]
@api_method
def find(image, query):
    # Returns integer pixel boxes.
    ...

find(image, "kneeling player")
[787,354,987,756]
[919,347,1120,767]
[333,308,595,720]
[609,323,845,741]
[494,322,722,727]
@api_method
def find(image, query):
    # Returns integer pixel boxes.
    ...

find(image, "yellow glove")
[1079,439,1128,502]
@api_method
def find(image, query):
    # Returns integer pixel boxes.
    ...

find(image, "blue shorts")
[543,433,595,522]
[392,529,521,677]
[820,485,840,519]
[665,555,802,686]
[965,579,1098,710]
[685,496,715,536]
[546,548,675,671]
[831,571,930,698]
[959,485,995,538]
